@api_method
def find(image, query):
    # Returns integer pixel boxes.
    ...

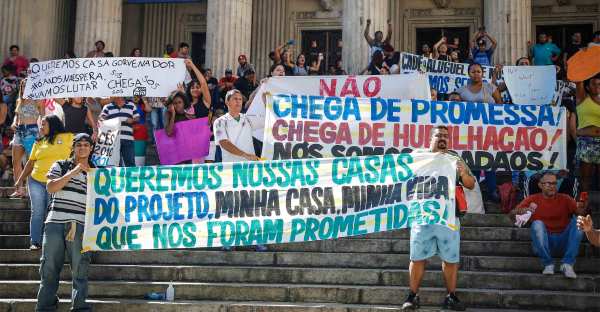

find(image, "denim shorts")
[12,124,38,156]
[410,223,460,263]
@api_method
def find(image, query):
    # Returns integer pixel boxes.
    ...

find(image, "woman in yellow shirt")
[15,115,73,249]
[576,73,600,192]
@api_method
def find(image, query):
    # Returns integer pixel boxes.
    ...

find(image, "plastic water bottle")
[166,282,175,301]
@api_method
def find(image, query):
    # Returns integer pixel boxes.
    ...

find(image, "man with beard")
[401,125,475,311]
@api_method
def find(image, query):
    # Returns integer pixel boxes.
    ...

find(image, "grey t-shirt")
[456,82,497,103]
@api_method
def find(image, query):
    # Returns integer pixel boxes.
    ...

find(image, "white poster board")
[502,65,556,105]
[92,118,121,167]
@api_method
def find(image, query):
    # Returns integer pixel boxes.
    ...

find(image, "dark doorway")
[535,24,594,52]
[191,32,206,68]
[301,30,342,74]
[416,27,469,61]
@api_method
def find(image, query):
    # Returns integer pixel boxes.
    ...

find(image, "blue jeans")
[28,177,49,246]
[120,139,135,167]
[530,216,583,266]
[150,107,166,143]
[36,222,91,312]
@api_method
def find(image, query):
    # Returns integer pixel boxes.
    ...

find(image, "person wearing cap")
[36,133,94,311]
[236,54,255,78]
[469,28,497,66]
[218,68,238,102]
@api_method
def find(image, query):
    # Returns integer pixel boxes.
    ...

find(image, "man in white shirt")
[214,89,264,162]
[214,89,267,251]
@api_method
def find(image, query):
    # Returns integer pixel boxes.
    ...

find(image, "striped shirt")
[45,160,88,225]
[99,101,140,141]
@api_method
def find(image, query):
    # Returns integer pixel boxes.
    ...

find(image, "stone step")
[0,210,29,222]
[0,198,28,210]
[0,298,577,312]
[2,249,598,274]
[3,234,596,257]
[0,221,533,241]
[0,264,597,292]
[1,281,598,311]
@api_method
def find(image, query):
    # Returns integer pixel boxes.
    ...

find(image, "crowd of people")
[1,22,600,312]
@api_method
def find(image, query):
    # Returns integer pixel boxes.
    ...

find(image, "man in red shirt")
[514,172,585,278]
[3,45,29,77]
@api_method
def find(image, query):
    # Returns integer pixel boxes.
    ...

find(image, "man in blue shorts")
[402,125,475,311]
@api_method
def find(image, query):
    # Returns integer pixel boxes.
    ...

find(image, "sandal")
[9,186,26,198]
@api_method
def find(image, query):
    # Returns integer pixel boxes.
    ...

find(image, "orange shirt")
[517,193,576,233]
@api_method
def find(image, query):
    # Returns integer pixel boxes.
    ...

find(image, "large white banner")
[24,58,186,99]
[82,153,457,251]
[261,94,568,171]
[246,74,431,139]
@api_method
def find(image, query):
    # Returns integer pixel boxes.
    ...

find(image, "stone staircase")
[0,197,599,311]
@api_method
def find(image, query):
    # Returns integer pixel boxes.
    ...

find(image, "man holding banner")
[99,97,140,167]
[402,126,474,311]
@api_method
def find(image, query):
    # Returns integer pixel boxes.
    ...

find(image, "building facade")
[1,0,598,78]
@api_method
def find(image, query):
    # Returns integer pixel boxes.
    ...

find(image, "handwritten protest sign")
[92,118,121,167]
[23,58,186,99]
[502,66,555,105]
[246,74,431,139]
[154,117,211,165]
[82,153,457,251]
[400,52,495,95]
[261,94,567,171]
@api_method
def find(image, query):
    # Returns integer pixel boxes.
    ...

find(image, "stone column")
[342,0,389,75]
[0,0,23,60]
[74,0,122,57]
[251,0,287,79]
[484,0,531,65]
[206,0,253,78]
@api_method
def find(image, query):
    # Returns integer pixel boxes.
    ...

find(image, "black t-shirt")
[564,43,584,60]
[63,103,88,133]
[193,100,210,119]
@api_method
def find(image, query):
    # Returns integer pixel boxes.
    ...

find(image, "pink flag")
[154,118,211,165]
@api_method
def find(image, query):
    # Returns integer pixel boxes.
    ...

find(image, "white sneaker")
[560,263,577,279]
[542,264,554,275]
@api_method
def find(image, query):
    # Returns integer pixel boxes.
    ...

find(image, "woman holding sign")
[15,115,73,250]
[10,80,44,198]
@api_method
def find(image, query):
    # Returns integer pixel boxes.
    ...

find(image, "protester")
[513,172,586,278]
[588,31,600,47]
[469,29,497,66]
[430,88,438,101]
[457,63,502,104]
[363,19,392,60]
[36,133,94,311]
[218,69,238,101]
[449,50,460,63]
[333,59,347,75]
[448,92,462,102]
[402,125,475,311]
[11,83,44,198]
[85,40,106,58]
[293,54,309,76]
[163,44,174,58]
[185,59,212,119]
[63,51,77,59]
[234,69,259,101]
[165,91,193,137]
[280,49,295,76]
[3,45,29,77]
[132,96,152,166]
[563,32,584,65]
[98,97,140,167]
[15,115,73,250]
[61,97,97,139]
[130,48,142,57]
[577,215,600,246]
[214,89,268,251]
[308,56,323,75]
[146,97,166,144]
[575,73,600,191]
[529,33,561,66]
[365,50,387,75]
[171,42,190,59]
[270,40,294,65]
[515,57,530,66]
[307,40,321,66]
[420,44,432,58]
[236,54,254,78]
[433,37,451,61]
[1,64,19,107]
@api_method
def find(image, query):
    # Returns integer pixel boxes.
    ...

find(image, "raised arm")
[185,59,211,109]
[384,19,392,44]
[484,32,497,50]
[363,19,374,46]
[432,37,446,59]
